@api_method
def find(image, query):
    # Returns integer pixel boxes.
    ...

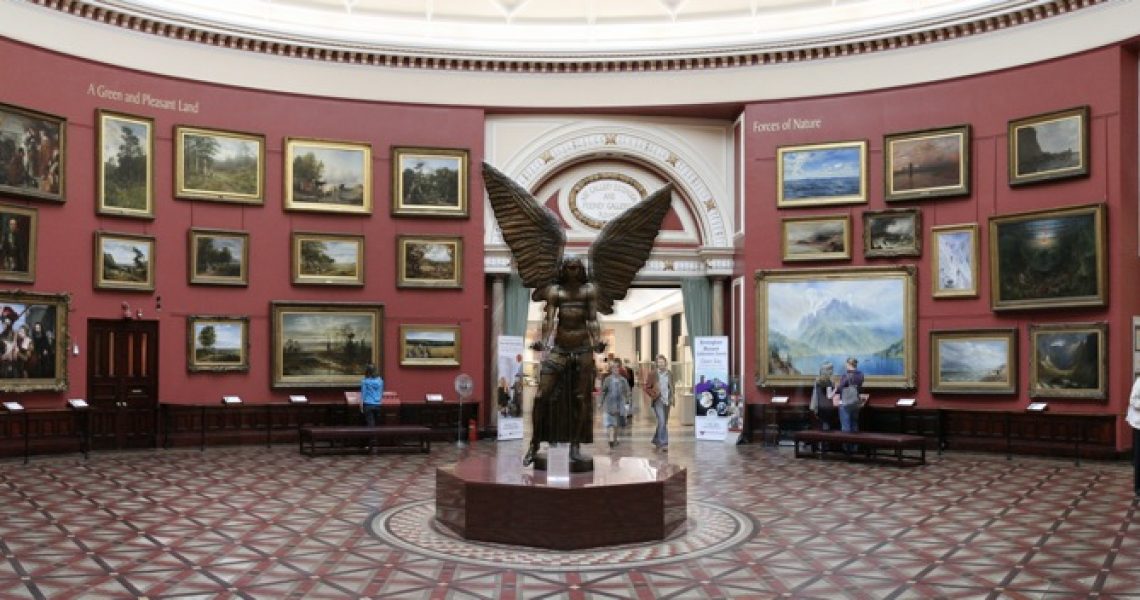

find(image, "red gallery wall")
[740,45,1140,450]
[0,38,487,412]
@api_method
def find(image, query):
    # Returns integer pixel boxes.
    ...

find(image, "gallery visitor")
[645,354,674,452]
[1128,376,1140,497]
[361,364,384,427]
[599,361,631,448]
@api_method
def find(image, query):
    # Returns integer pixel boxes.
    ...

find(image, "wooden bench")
[793,430,926,466]
[299,425,432,456]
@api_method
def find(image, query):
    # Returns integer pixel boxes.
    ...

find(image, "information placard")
[497,416,524,441]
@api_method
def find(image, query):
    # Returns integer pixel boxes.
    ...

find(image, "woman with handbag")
[600,361,631,449]
[832,357,865,434]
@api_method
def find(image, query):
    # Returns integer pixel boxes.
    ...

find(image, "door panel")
[87,319,159,449]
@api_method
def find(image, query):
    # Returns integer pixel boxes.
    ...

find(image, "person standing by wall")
[600,361,631,448]
[361,364,384,427]
[810,361,837,431]
[644,354,674,452]
[1128,376,1140,498]
[833,357,864,434]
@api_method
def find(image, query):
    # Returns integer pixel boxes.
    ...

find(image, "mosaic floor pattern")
[1,423,1139,599]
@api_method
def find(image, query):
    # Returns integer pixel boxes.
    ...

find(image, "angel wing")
[588,183,674,315]
[482,162,566,295]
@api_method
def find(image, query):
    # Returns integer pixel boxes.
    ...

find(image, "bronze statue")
[483,162,673,471]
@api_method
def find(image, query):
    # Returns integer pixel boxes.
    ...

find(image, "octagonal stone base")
[435,455,687,550]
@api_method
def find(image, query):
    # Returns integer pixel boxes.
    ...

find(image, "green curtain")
[503,273,530,337]
[681,277,712,363]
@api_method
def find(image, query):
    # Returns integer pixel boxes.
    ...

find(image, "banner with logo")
[693,336,730,440]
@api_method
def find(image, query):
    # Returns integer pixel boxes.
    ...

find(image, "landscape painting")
[392,147,468,217]
[884,125,970,201]
[990,203,1105,310]
[776,140,867,207]
[94,232,154,291]
[930,329,1017,394]
[189,229,248,286]
[0,102,65,202]
[397,235,462,288]
[755,265,916,388]
[1009,106,1089,186]
[863,209,921,258]
[271,302,383,388]
[932,224,978,298]
[285,138,372,214]
[97,110,154,218]
[175,126,264,204]
[400,325,460,367]
[781,215,850,261]
[0,290,69,392]
[187,316,248,372]
[292,233,364,286]
[1029,322,1106,400]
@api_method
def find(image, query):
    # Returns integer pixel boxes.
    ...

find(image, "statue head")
[559,254,588,286]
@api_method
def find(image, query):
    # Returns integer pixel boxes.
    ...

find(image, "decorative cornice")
[25,0,1106,75]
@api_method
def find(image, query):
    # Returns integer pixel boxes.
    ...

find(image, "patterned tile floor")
[1,416,1138,599]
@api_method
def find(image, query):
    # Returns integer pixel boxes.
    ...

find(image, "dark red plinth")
[436,455,687,550]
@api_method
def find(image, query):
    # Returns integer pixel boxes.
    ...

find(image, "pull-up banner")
[693,336,730,441]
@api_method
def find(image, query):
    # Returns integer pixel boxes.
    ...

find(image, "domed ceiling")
[83,0,1082,60]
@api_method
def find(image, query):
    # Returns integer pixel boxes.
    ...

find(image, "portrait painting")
[1008,106,1089,186]
[271,302,383,388]
[284,138,372,214]
[94,231,155,291]
[989,203,1105,311]
[929,329,1017,395]
[97,110,154,218]
[0,102,65,202]
[399,325,461,367]
[397,235,463,288]
[292,232,364,286]
[931,224,978,298]
[0,204,37,283]
[1029,322,1106,400]
[189,228,248,286]
[755,265,916,388]
[187,315,249,372]
[863,208,921,258]
[0,289,69,393]
[776,140,867,207]
[884,125,970,201]
[781,214,850,261]
[391,147,469,217]
[175,126,265,204]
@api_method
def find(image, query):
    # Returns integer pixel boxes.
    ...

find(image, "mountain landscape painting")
[757,267,915,388]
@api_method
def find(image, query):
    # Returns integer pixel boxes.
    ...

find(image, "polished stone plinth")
[435,454,687,550]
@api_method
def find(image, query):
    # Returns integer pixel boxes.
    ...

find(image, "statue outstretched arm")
[586,285,605,354]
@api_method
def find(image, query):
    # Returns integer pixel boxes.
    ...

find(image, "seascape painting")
[932,224,977,298]
[930,329,1016,394]
[176,127,264,203]
[782,216,849,261]
[777,141,866,207]
[272,302,383,388]
[756,266,915,388]
[885,125,969,201]
[864,209,920,258]
[1009,107,1088,185]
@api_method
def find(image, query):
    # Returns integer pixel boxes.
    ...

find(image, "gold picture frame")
[863,208,921,258]
[399,325,461,367]
[0,289,70,392]
[97,110,155,219]
[989,203,1105,311]
[271,301,384,389]
[175,125,265,204]
[397,235,463,289]
[189,228,249,286]
[94,231,155,292]
[292,232,365,286]
[929,329,1017,395]
[187,315,249,372]
[931,223,979,298]
[0,102,66,203]
[1028,322,1106,400]
[284,137,372,214]
[391,146,469,218]
[0,203,38,283]
[776,140,867,208]
[884,125,970,201]
[1008,106,1089,186]
[780,214,851,262]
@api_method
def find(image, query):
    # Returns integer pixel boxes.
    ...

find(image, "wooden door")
[87,319,159,449]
